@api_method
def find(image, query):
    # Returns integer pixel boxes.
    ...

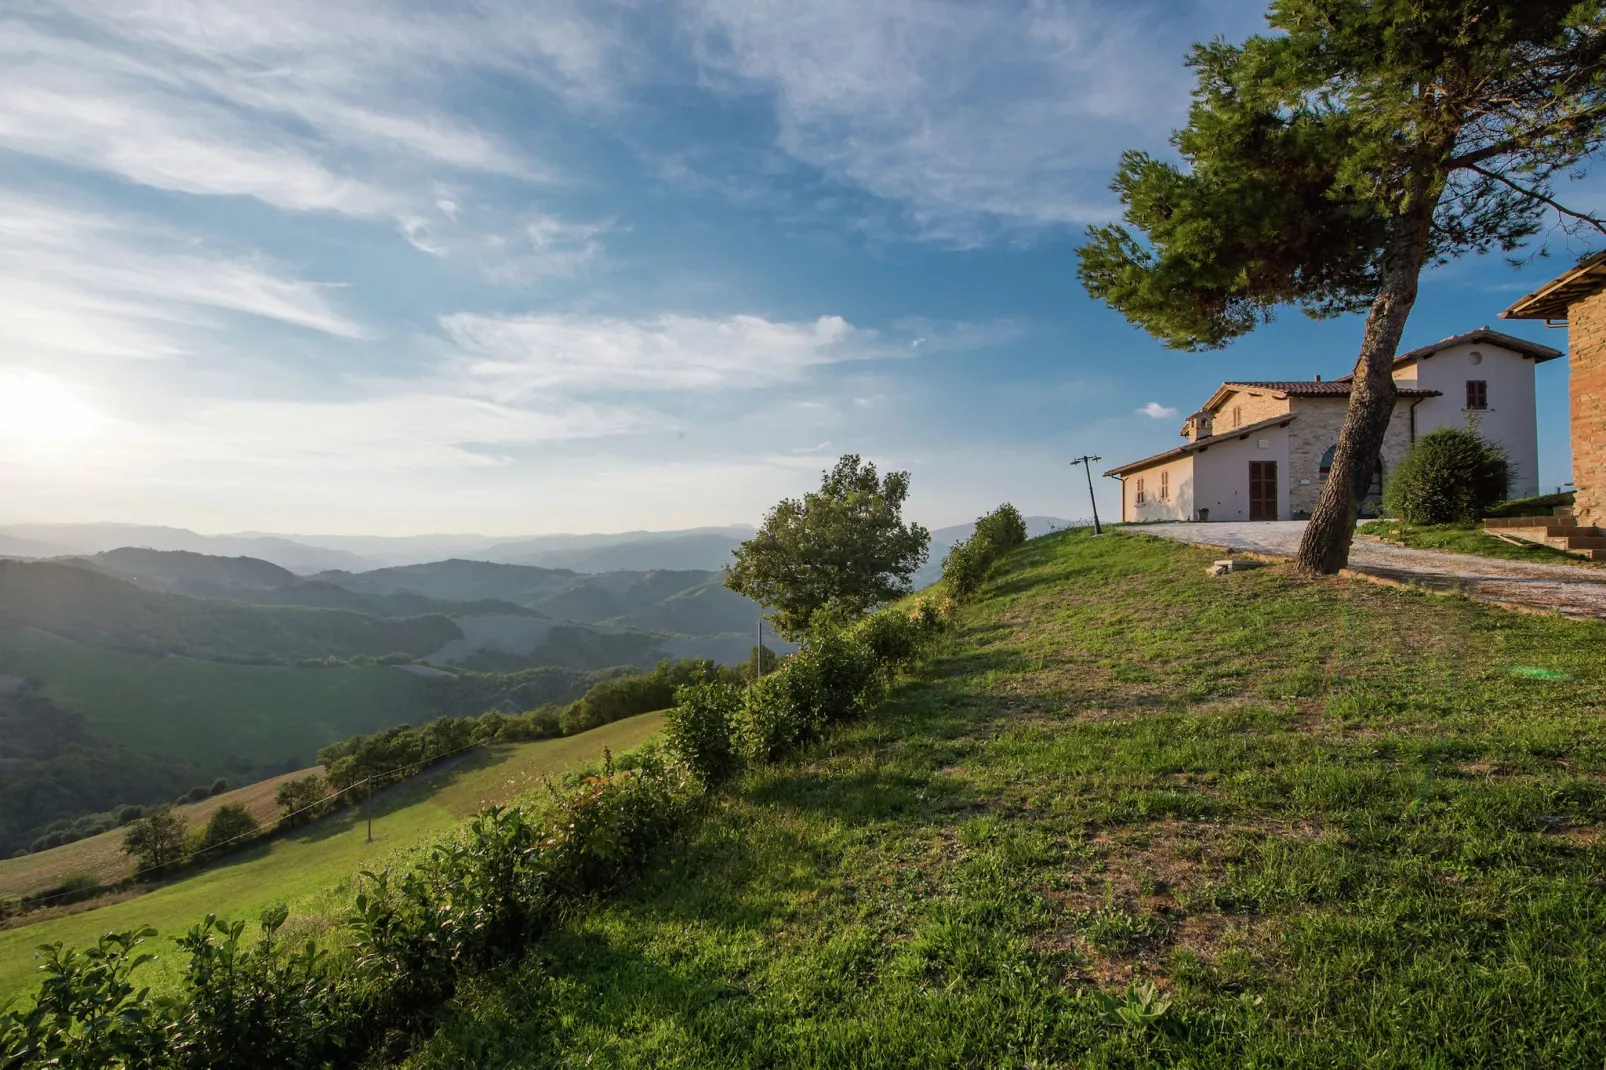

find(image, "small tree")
[1382,427,1510,524]
[725,454,931,638]
[274,775,331,828]
[121,807,189,874]
[1079,2,1606,574]
[194,804,261,861]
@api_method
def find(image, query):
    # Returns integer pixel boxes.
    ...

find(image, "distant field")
[0,711,665,1003]
[0,767,319,899]
[0,628,435,769]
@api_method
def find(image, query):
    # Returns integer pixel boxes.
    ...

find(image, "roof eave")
[1501,252,1606,322]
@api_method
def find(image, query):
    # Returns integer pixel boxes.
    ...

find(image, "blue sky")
[0,0,1591,536]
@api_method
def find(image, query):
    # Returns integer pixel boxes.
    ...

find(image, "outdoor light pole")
[1070,456,1103,535]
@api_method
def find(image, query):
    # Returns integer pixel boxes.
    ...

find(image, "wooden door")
[1249,461,1277,521]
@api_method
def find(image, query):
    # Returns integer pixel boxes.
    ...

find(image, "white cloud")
[0,193,366,361]
[0,4,631,226]
[442,311,888,394]
[681,0,1263,241]
[1136,401,1177,419]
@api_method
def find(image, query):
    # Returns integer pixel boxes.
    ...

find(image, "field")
[405,529,1606,1068]
[0,627,436,769]
[0,767,319,899]
[0,711,665,1003]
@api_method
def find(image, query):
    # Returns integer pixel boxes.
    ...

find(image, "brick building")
[1104,328,1561,523]
[1501,253,1606,525]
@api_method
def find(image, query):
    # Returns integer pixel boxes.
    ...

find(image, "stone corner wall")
[1571,290,1606,525]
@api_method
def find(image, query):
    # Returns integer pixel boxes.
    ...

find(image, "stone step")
[1487,515,1577,529]
[1563,536,1606,550]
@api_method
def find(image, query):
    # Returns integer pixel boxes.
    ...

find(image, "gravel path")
[1139,521,1606,619]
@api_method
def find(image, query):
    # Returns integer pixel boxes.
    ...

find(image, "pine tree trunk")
[1294,211,1434,575]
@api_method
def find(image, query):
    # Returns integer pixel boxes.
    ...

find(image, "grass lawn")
[0,627,437,769]
[0,712,664,1004]
[1357,518,1598,565]
[408,529,1606,1068]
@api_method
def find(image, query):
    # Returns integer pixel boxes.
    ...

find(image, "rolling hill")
[0,559,461,664]
[0,711,666,1002]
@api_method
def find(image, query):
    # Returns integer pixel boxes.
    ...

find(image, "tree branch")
[1465,162,1606,237]
[1449,102,1606,168]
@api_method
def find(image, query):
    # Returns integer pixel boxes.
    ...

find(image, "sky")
[0,0,1594,536]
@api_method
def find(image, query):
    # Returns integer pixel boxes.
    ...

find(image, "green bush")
[665,680,743,787]
[732,674,808,764]
[1382,427,1511,524]
[193,803,261,861]
[943,503,1029,599]
[274,774,331,829]
[122,806,189,874]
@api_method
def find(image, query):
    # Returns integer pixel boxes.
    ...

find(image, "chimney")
[1315,374,1322,382]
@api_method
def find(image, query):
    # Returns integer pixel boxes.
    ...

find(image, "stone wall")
[1212,389,1291,430]
[1287,397,1417,516]
[1571,290,1606,525]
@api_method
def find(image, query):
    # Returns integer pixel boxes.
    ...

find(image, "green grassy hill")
[400,529,1606,1067]
[0,711,665,1002]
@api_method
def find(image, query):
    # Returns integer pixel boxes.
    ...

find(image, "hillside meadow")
[0,712,665,1003]
[402,529,1606,1068]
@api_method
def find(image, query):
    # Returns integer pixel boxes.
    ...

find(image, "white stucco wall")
[1191,424,1293,521]
[1122,456,1195,522]
[1394,341,1542,498]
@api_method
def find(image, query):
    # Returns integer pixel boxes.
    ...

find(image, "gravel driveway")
[1138,521,1606,619]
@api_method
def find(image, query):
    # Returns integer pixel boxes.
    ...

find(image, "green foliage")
[558,659,723,735]
[273,774,331,829]
[5,761,685,1068]
[726,454,931,638]
[193,804,261,862]
[1078,2,1606,350]
[0,929,167,1070]
[121,807,189,875]
[1382,427,1511,524]
[207,778,229,797]
[943,503,1030,599]
[1484,490,1574,519]
[170,906,352,1069]
[664,680,743,787]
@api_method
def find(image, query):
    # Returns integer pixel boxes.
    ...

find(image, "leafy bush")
[193,803,261,861]
[0,929,169,1069]
[274,774,331,828]
[170,906,352,1068]
[943,503,1029,599]
[665,680,743,787]
[1382,427,1511,524]
[732,674,809,764]
[122,806,189,874]
[208,778,230,797]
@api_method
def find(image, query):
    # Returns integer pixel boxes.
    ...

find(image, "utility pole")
[755,616,764,679]
[1069,456,1104,535]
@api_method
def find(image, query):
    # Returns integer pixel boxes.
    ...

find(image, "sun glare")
[0,372,102,448]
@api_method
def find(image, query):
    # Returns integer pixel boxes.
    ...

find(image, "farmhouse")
[1502,253,1606,527]
[1104,328,1561,523]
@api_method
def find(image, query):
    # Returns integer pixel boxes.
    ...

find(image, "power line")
[14,738,489,913]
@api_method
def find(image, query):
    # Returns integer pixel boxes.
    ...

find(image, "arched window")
[1319,444,1336,479]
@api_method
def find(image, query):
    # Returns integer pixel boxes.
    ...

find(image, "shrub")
[194,804,261,862]
[732,674,808,764]
[122,806,189,874]
[170,906,353,1068]
[0,929,170,1068]
[115,805,146,825]
[208,778,230,797]
[1382,427,1511,524]
[943,503,1029,599]
[274,775,331,829]
[665,680,743,787]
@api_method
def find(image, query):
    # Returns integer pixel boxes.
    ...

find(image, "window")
[1232,405,1242,428]
[1135,477,1146,505]
[1319,444,1336,480]
[1466,380,1487,410]
[1160,470,1170,500]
